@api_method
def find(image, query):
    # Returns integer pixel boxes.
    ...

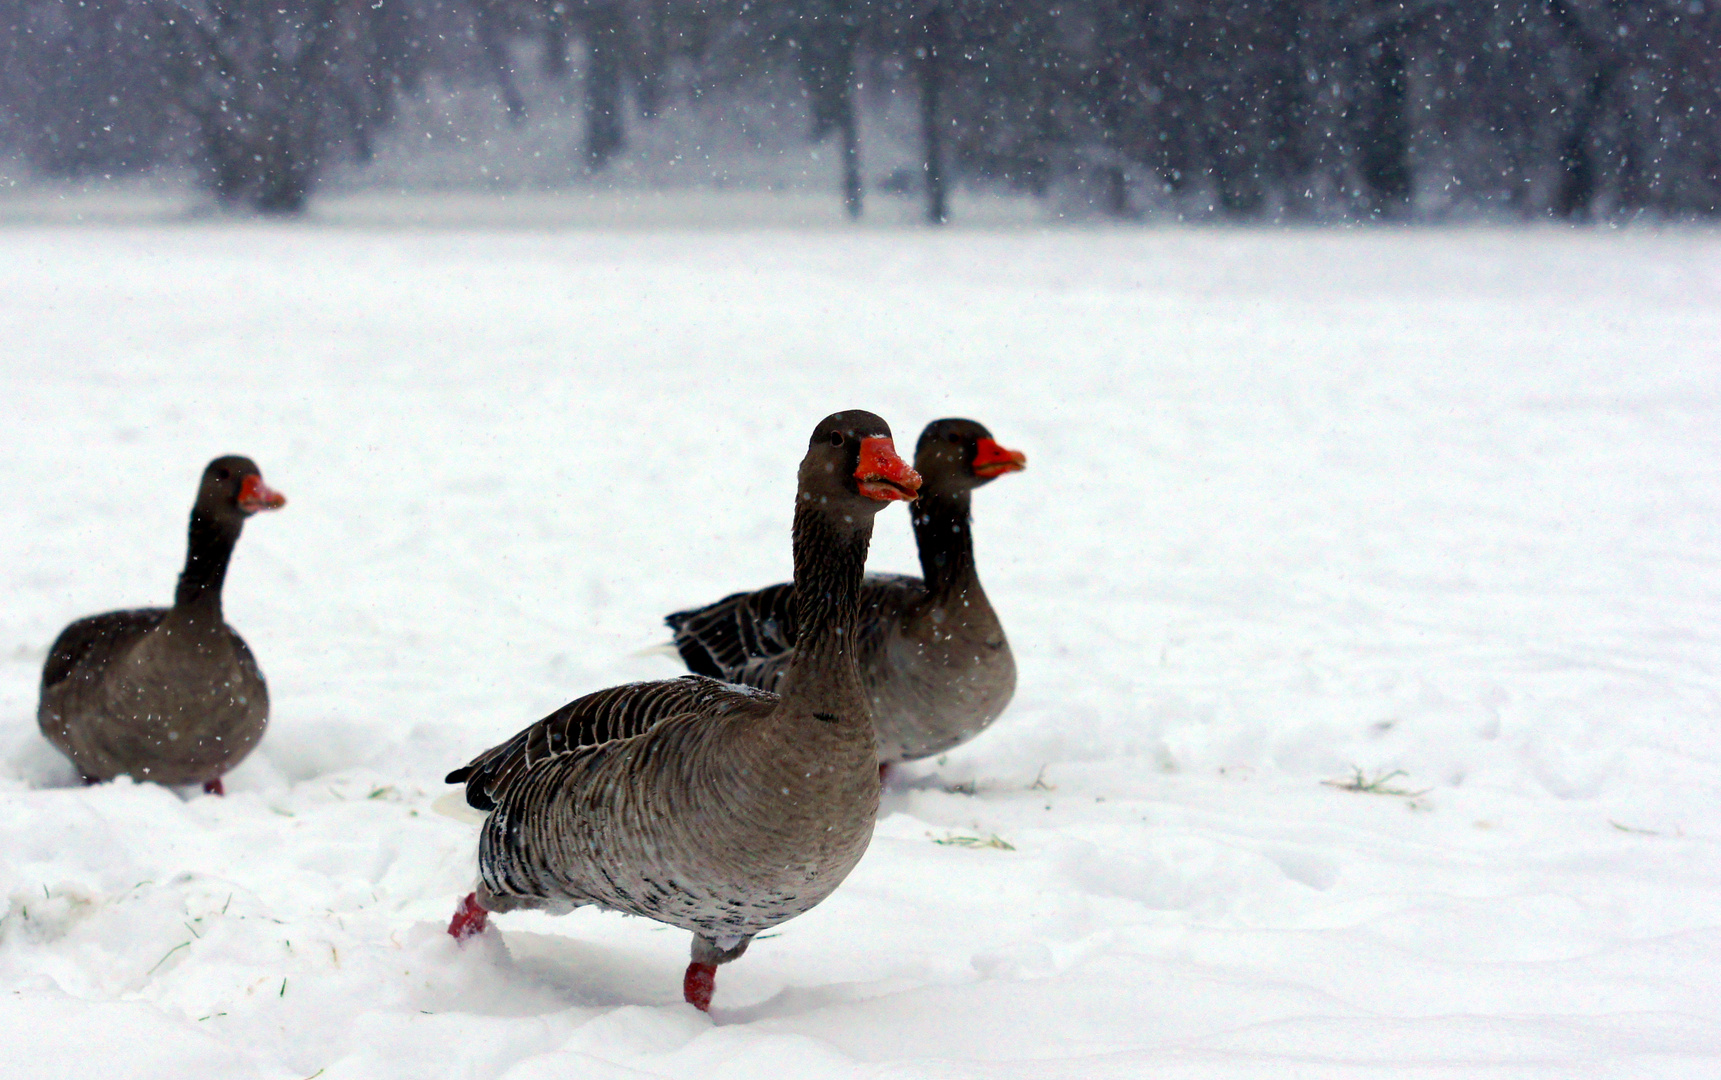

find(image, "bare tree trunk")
[918,2,949,224]
[1545,0,1623,220]
[584,0,627,169]
[1359,39,1412,217]
[1104,166,1131,217]
[840,97,862,219]
[796,1,862,219]
[1553,65,1612,219]
[1211,133,1265,217]
[477,9,527,123]
[636,0,667,120]
[544,1,571,79]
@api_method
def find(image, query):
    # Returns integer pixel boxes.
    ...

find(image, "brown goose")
[38,456,287,795]
[444,411,922,1012]
[666,418,1025,765]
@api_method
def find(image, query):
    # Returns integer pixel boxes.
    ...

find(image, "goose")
[38,455,287,794]
[665,418,1024,766]
[444,411,922,1011]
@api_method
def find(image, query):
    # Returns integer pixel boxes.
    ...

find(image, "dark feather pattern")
[447,675,776,811]
[665,574,921,690]
[662,476,1018,764]
[41,609,166,690]
[665,582,798,679]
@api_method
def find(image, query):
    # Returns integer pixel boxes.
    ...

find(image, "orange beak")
[238,474,287,513]
[855,437,923,502]
[972,437,1027,478]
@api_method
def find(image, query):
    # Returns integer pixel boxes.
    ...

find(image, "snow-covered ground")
[2,214,1720,1078]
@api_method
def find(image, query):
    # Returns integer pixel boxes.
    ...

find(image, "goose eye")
[214,468,230,481]
[946,432,963,445]
[828,431,845,448]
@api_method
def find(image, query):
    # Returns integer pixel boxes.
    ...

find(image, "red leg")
[879,762,891,785]
[683,961,717,1011]
[447,892,489,941]
[203,778,225,796]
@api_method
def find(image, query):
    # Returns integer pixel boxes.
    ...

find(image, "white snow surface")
[2,218,1720,1078]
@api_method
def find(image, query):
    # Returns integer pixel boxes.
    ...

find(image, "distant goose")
[444,412,921,1011]
[38,456,287,795]
[666,418,1025,765]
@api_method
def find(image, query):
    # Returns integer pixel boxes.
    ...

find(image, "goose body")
[38,456,287,791]
[667,419,1025,764]
[445,412,922,1010]
[459,674,877,940]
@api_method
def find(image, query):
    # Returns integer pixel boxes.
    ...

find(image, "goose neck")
[776,500,872,704]
[174,508,241,618]
[912,489,978,598]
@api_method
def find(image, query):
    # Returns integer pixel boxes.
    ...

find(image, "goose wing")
[447,675,776,811]
[41,608,166,690]
[664,582,798,682]
[665,574,926,690]
[855,573,927,625]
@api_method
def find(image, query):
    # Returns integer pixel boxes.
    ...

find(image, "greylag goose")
[444,411,922,1011]
[665,418,1024,765]
[38,456,287,795]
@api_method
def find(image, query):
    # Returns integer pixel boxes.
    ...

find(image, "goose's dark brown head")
[914,419,1026,495]
[196,456,287,524]
[799,411,923,513]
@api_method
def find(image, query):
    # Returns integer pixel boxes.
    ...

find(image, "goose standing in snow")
[665,418,1025,766]
[444,411,922,1011]
[38,456,287,794]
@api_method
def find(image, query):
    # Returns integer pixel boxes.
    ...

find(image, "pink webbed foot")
[683,961,717,1011]
[203,778,225,796]
[448,892,489,941]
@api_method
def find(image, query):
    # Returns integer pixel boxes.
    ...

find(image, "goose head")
[197,456,287,525]
[799,411,922,517]
[914,419,1026,495]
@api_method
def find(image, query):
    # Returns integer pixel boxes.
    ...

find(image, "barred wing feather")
[447,675,777,811]
[664,583,798,680]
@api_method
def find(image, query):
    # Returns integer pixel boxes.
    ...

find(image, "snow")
[3,210,1721,1078]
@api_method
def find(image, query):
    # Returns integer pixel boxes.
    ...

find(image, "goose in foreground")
[444,411,922,1011]
[665,418,1025,766]
[38,456,287,794]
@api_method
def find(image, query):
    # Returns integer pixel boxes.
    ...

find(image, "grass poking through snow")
[930,832,1017,851]
[1322,767,1431,798]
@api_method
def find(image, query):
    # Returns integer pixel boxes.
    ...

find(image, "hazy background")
[3,0,1718,224]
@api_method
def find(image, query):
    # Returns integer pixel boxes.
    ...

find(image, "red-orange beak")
[972,437,1027,478]
[855,437,923,502]
[238,474,287,514]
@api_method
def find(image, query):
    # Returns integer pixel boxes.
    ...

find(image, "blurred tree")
[792,0,865,217]
[3,0,1718,221]
[538,0,630,168]
[1349,2,1417,219]
[1544,0,1630,218]
[149,0,424,214]
[915,0,950,223]
[0,0,179,176]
